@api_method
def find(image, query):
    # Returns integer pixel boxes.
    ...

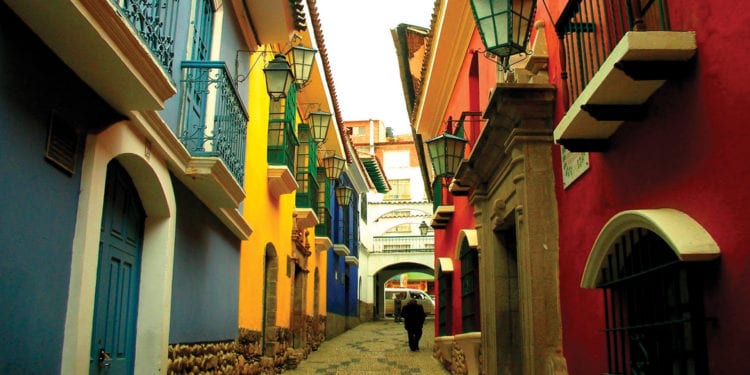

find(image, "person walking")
[401,297,426,351]
[393,293,403,322]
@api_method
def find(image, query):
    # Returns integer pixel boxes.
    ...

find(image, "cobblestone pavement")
[285,318,448,374]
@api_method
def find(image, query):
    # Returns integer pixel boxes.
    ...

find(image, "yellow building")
[238,4,348,368]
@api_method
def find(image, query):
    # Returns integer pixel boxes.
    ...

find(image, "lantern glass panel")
[263,54,294,100]
[335,185,353,206]
[470,0,536,59]
[426,133,467,177]
[322,155,345,180]
[289,46,317,86]
[309,111,332,143]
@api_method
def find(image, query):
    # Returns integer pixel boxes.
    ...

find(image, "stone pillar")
[458,84,568,375]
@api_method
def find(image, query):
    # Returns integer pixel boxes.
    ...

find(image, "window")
[360,193,367,221]
[383,179,410,201]
[295,124,319,209]
[188,0,214,61]
[599,229,708,374]
[385,223,411,234]
[350,126,365,136]
[438,270,452,336]
[460,240,480,333]
[383,150,409,168]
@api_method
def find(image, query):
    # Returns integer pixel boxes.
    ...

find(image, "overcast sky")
[315,0,434,135]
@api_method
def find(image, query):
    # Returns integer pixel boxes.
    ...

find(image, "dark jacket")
[401,299,426,330]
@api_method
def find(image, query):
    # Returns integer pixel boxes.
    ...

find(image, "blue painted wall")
[0,4,120,373]
[159,0,250,135]
[326,174,360,317]
[169,177,240,343]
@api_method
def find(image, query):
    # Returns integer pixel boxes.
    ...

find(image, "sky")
[315,0,434,135]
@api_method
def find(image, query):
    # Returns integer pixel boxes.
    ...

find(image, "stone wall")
[326,313,346,339]
[359,301,374,322]
[167,315,327,374]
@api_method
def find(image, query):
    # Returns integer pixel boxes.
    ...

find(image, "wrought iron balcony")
[554,0,696,151]
[113,0,179,75]
[372,235,435,253]
[556,0,671,107]
[179,61,248,184]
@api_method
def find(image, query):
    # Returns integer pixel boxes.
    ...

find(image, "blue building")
[0,0,302,373]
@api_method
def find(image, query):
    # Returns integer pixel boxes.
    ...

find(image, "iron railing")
[555,0,670,108]
[113,0,180,74]
[599,229,708,374]
[179,61,248,184]
[372,235,435,253]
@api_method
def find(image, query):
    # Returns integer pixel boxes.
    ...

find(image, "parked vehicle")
[384,288,435,315]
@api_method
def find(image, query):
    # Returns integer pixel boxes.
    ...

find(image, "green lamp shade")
[288,45,317,86]
[263,54,294,100]
[425,133,467,177]
[335,185,353,206]
[309,111,332,143]
[322,154,346,180]
[470,0,537,59]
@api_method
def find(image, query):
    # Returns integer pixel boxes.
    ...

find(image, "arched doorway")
[263,243,278,354]
[292,264,306,348]
[90,160,145,374]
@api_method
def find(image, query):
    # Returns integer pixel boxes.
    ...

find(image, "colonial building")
[0,0,364,373]
[348,119,434,320]
[0,0,271,372]
[406,0,750,374]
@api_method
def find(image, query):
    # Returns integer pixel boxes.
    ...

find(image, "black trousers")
[407,328,423,351]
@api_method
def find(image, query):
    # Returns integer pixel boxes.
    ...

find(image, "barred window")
[599,229,709,374]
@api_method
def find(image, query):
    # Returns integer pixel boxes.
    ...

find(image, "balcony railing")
[113,0,179,74]
[556,0,670,107]
[315,207,331,238]
[179,61,248,184]
[372,235,435,253]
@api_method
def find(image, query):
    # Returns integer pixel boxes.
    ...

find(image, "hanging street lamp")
[334,184,353,206]
[469,0,538,64]
[419,221,429,236]
[288,45,317,87]
[322,154,346,180]
[425,132,467,177]
[263,54,294,100]
[309,110,332,143]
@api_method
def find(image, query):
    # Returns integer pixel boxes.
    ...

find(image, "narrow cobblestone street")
[286,318,448,374]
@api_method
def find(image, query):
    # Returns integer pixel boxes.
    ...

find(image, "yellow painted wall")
[239,50,293,330]
[239,50,327,332]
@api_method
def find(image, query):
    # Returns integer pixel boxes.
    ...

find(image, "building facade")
[348,119,435,320]
[0,0,362,373]
[407,0,750,374]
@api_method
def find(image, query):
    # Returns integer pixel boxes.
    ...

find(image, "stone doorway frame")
[456,84,568,374]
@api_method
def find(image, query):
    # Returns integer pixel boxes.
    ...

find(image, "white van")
[384,288,435,315]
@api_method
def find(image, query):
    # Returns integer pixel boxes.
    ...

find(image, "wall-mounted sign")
[561,148,589,189]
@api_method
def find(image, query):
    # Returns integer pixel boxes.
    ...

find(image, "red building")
[549,0,750,373]
[402,0,750,373]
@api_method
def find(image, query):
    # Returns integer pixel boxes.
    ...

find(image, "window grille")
[599,229,709,374]
[460,240,480,332]
[438,270,452,336]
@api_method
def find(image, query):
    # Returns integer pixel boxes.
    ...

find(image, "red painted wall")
[545,0,750,373]
[433,31,496,336]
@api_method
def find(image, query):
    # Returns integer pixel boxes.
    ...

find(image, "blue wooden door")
[90,161,145,374]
